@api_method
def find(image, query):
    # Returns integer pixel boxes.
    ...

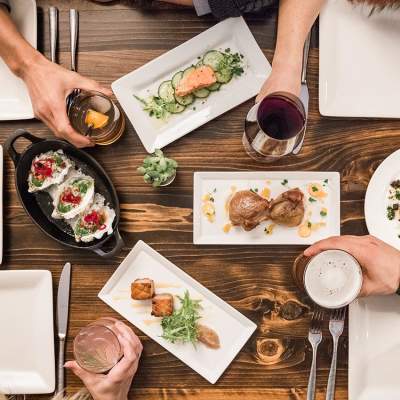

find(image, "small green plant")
[137,149,178,187]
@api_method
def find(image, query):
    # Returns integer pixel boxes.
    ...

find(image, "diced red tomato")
[61,189,81,205]
[33,158,55,178]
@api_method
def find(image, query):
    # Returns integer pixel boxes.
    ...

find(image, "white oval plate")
[365,149,400,249]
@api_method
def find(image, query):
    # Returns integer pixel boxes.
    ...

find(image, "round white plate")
[365,149,400,249]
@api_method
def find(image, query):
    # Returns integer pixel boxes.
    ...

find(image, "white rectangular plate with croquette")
[111,17,270,153]
[98,240,257,384]
[193,171,341,245]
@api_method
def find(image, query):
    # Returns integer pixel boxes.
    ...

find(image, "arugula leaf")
[161,290,201,345]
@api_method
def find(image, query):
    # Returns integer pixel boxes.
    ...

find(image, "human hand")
[20,55,112,148]
[65,321,143,400]
[255,63,302,103]
[304,235,400,297]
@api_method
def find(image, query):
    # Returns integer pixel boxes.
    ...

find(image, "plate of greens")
[98,240,256,384]
[112,17,270,153]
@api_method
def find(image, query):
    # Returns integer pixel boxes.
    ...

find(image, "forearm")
[0,8,42,78]
[272,0,325,75]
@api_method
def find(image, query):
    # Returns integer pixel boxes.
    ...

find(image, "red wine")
[243,92,306,162]
[256,95,305,140]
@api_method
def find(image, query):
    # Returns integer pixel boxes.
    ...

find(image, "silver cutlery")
[56,262,72,394]
[49,7,58,63]
[293,28,311,155]
[307,308,324,400]
[326,308,346,400]
[67,9,80,112]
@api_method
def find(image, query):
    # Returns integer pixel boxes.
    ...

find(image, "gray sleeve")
[208,0,275,19]
[193,0,212,16]
[0,0,10,11]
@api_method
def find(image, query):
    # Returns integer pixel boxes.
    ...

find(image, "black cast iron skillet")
[4,129,124,258]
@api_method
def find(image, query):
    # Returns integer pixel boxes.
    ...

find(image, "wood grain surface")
[1,0,398,399]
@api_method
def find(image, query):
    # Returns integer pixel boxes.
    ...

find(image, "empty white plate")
[319,0,400,118]
[365,149,400,249]
[99,240,256,384]
[112,17,271,153]
[0,270,55,394]
[0,0,36,120]
[193,171,341,245]
[349,295,400,399]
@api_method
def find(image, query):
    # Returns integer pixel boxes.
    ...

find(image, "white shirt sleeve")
[193,0,211,16]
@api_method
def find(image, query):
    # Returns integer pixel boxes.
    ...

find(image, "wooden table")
[2,1,399,398]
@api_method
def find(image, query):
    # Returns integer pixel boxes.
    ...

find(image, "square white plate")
[0,270,55,394]
[193,171,341,245]
[98,240,257,384]
[319,0,400,118]
[349,295,400,399]
[112,17,271,153]
[0,145,3,264]
[0,0,36,120]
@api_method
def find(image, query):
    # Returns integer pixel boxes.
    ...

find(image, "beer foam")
[304,250,362,308]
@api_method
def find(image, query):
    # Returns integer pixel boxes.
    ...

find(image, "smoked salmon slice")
[175,65,217,97]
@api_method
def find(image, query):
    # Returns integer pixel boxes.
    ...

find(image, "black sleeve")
[208,0,276,19]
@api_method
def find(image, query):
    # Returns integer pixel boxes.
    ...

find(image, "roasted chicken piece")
[131,278,155,300]
[152,293,174,317]
[269,188,305,227]
[197,324,220,349]
[229,190,270,231]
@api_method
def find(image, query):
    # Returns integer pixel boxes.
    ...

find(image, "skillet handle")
[4,129,44,167]
[93,229,124,258]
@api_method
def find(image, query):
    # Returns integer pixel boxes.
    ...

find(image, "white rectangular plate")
[193,171,340,245]
[349,295,400,399]
[0,145,3,264]
[0,0,36,120]
[0,270,55,394]
[98,240,257,384]
[319,0,400,118]
[112,17,271,153]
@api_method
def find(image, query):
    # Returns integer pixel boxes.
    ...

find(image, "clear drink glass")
[292,250,363,309]
[68,90,126,146]
[243,92,306,162]
[73,317,123,373]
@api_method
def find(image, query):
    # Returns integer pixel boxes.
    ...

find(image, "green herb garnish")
[324,179,328,184]
[320,210,327,217]
[137,149,178,188]
[281,179,288,186]
[217,50,244,77]
[134,95,170,120]
[250,188,259,194]
[31,176,44,187]
[308,197,317,203]
[387,206,395,220]
[58,203,72,213]
[307,222,312,228]
[161,291,201,345]
[312,185,319,192]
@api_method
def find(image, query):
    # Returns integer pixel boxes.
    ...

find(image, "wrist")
[9,47,44,79]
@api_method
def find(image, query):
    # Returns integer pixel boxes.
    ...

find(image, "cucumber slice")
[215,68,232,84]
[165,102,185,114]
[182,66,196,80]
[175,93,194,106]
[172,71,183,89]
[203,50,225,71]
[207,82,221,92]
[158,81,175,103]
[193,88,210,99]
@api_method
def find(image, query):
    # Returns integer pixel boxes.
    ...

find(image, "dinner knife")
[292,29,311,155]
[49,7,58,63]
[56,262,72,393]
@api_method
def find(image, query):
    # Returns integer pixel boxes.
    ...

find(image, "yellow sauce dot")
[223,223,232,233]
[261,187,271,199]
[264,223,276,235]
[202,202,215,216]
[298,222,312,238]
[202,193,211,202]
[308,183,327,199]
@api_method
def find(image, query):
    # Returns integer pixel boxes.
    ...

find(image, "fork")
[326,308,346,400]
[307,309,324,400]
[67,9,81,112]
